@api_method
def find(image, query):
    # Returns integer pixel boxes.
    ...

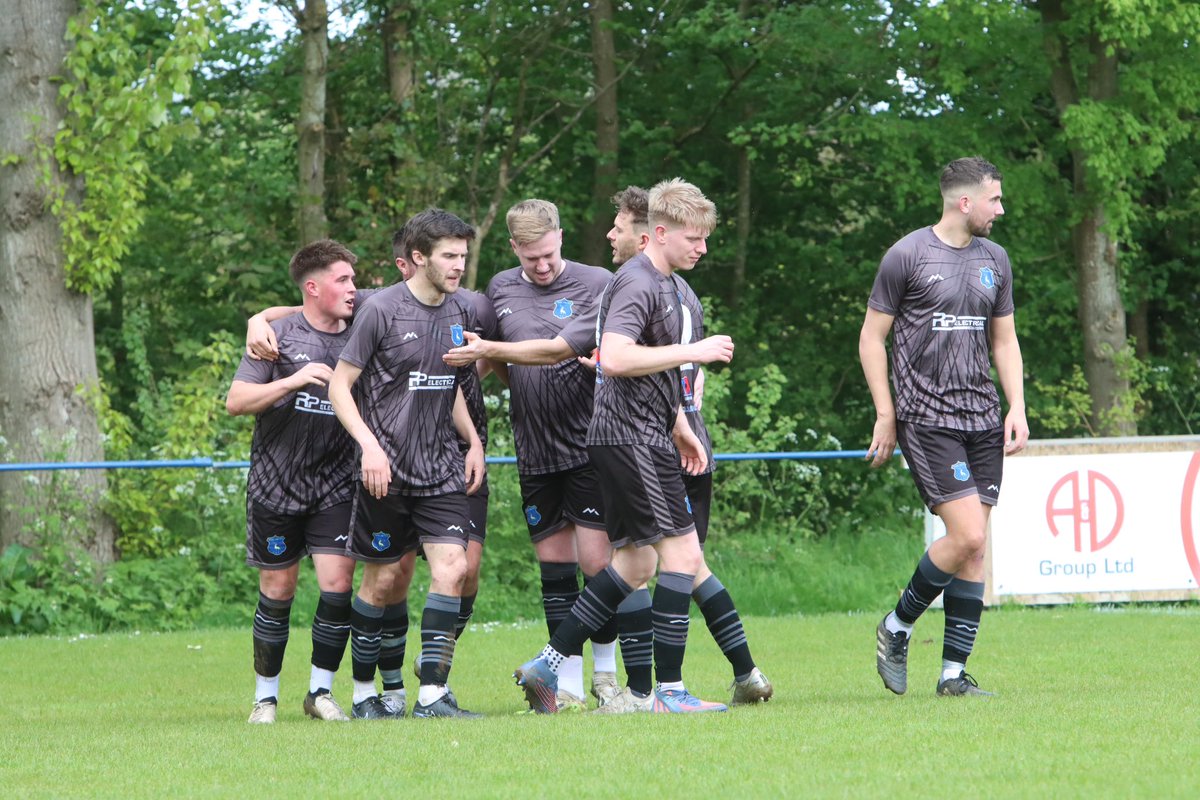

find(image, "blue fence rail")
[0,450,890,473]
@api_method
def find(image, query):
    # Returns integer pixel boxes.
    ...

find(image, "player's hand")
[1004,405,1029,455]
[288,362,334,390]
[866,415,897,468]
[692,367,706,411]
[360,442,392,499]
[577,348,598,371]
[464,440,485,495]
[690,335,734,365]
[444,331,487,367]
[673,426,708,476]
[247,314,279,361]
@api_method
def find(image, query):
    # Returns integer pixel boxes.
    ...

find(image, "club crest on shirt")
[266,536,286,556]
[450,324,465,346]
[951,461,971,482]
[979,266,996,290]
[553,298,574,319]
[371,531,391,552]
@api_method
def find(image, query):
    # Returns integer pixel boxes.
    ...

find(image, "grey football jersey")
[338,283,477,495]
[868,226,1015,431]
[456,287,498,451]
[486,259,612,475]
[673,275,714,475]
[587,253,683,450]
[234,313,356,514]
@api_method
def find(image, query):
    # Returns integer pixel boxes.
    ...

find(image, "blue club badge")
[266,536,286,556]
[525,505,542,526]
[450,324,465,346]
[553,298,574,319]
[979,267,995,289]
[371,531,391,552]
[951,461,971,482]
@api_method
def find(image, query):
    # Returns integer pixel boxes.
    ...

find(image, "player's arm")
[444,331,577,367]
[452,386,485,495]
[328,360,391,499]
[990,313,1029,455]
[859,307,897,467]
[226,362,334,416]
[672,406,707,475]
[598,332,733,377]
[246,305,302,361]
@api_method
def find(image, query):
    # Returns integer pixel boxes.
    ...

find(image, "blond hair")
[648,178,717,234]
[506,199,560,245]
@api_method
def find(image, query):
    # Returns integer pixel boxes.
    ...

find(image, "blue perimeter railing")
[0,450,891,472]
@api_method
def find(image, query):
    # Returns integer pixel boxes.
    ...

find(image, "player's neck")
[642,245,675,276]
[931,218,972,249]
[406,274,446,306]
[301,305,347,334]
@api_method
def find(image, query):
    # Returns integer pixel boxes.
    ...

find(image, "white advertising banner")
[989,449,1200,599]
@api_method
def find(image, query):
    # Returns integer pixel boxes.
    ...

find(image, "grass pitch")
[1,605,1197,799]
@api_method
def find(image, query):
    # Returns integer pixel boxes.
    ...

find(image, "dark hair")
[288,239,357,286]
[401,208,476,262]
[611,186,649,227]
[940,157,1002,195]
[391,222,409,261]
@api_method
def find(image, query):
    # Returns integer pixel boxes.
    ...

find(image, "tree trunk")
[0,0,114,561]
[296,0,329,245]
[382,1,415,106]
[578,0,619,267]
[1040,0,1135,435]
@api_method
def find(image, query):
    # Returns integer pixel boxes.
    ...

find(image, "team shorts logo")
[371,531,391,552]
[553,298,574,319]
[409,371,456,390]
[979,267,996,289]
[951,461,971,482]
[266,536,287,556]
[525,505,542,526]
[450,324,465,346]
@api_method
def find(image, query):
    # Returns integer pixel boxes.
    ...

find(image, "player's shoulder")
[453,286,490,313]
[271,311,310,339]
[973,236,1011,264]
[562,259,613,287]
[485,266,525,296]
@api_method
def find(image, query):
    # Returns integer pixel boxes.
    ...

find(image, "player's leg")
[937,428,1003,698]
[457,481,489,645]
[412,494,480,718]
[378,551,415,715]
[514,446,653,713]
[244,500,304,723]
[651,531,725,713]
[302,501,355,721]
[684,472,772,704]
[345,489,408,719]
[877,424,979,695]
[566,465,618,705]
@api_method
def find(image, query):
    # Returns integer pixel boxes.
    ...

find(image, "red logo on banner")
[1182,453,1200,586]
[1045,470,1124,553]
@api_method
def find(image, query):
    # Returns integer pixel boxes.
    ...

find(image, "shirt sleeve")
[867,243,909,316]
[339,299,389,369]
[601,270,656,341]
[992,248,1015,318]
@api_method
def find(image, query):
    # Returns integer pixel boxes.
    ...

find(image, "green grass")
[2,605,1197,798]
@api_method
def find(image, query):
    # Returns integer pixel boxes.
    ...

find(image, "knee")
[259,570,296,601]
[432,549,468,589]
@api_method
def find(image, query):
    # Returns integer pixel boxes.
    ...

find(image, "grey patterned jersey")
[234,313,356,514]
[338,283,477,495]
[673,275,714,475]
[867,226,1015,431]
[587,253,683,450]
[486,259,612,475]
[456,287,498,451]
